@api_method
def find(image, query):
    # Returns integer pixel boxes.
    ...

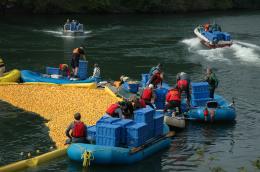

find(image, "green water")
[0,11,260,171]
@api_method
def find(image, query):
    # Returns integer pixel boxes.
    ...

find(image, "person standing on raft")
[71,46,86,77]
[65,113,87,144]
[205,67,219,99]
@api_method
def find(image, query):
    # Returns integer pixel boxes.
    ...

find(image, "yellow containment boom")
[0,147,67,172]
[104,86,122,101]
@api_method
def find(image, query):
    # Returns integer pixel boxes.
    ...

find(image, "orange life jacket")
[72,121,86,138]
[166,89,181,102]
[106,104,119,117]
[142,88,153,101]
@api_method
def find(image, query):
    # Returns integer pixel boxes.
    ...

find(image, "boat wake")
[33,29,92,38]
[181,38,260,65]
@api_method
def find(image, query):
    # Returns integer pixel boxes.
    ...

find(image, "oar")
[129,131,175,154]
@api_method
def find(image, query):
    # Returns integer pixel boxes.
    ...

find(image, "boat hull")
[0,69,20,82]
[194,27,232,49]
[63,31,84,36]
[67,124,171,164]
[186,94,236,122]
[21,70,100,84]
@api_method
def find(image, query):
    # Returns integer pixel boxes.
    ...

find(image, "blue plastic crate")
[46,67,60,75]
[191,82,209,93]
[97,116,120,124]
[154,126,164,137]
[96,136,120,147]
[96,124,121,138]
[126,122,147,139]
[153,113,164,128]
[134,107,155,123]
[112,119,134,144]
[87,125,96,142]
[191,91,210,99]
[155,101,165,110]
[79,60,88,68]
[128,83,139,93]
[155,88,168,101]
[191,98,212,107]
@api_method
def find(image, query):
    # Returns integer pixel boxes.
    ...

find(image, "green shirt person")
[205,67,219,98]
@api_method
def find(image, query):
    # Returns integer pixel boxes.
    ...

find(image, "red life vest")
[166,89,181,102]
[139,99,146,108]
[72,121,86,138]
[106,104,119,117]
[177,80,188,91]
[142,88,152,101]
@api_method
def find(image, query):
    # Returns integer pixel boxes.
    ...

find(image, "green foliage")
[210,166,226,172]
[252,159,260,169]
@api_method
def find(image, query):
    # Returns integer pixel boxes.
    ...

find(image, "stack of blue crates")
[154,88,168,109]
[191,82,211,107]
[153,111,164,137]
[112,119,133,145]
[134,107,155,140]
[126,122,147,147]
[122,82,139,93]
[46,67,60,75]
[96,116,120,124]
[96,123,121,147]
[87,125,96,142]
[78,60,88,80]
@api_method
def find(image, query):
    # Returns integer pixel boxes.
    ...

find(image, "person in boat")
[0,58,5,77]
[65,112,87,144]
[71,46,86,77]
[105,101,128,118]
[59,64,70,78]
[141,84,156,109]
[64,19,71,31]
[149,63,162,77]
[91,63,100,78]
[205,67,219,99]
[204,23,210,32]
[176,72,191,104]
[147,71,163,88]
[123,100,135,119]
[71,20,77,31]
[164,86,181,114]
[130,96,146,110]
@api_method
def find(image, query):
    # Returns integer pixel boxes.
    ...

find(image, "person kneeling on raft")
[59,64,70,78]
[140,84,156,109]
[65,113,88,144]
[130,95,146,110]
[164,86,181,114]
[105,101,128,119]
[176,72,191,104]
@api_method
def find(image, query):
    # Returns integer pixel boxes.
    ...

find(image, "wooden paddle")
[129,131,175,154]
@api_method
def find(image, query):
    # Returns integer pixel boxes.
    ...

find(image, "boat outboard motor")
[206,101,218,108]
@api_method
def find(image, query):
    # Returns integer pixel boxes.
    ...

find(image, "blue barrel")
[78,60,88,80]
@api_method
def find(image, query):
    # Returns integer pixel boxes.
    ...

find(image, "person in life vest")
[176,72,191,103]
[130,95,146,110]
[105,101,127,118]
[149,63,162,77]
[164,86,181,114]
[205,67,219,98]
[0,58,5,77]
[59,64,70,78]
[141,84,156,109]
[148,71,163,88]
[71,46,86,77]
[204,23,210,32]
[65,113,87,144]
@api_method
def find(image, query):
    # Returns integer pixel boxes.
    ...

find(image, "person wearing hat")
[105,101,128,118]
[65,112,87,144]
[0,58,5,77]
[71,46,86,77]
[140,84,156,109]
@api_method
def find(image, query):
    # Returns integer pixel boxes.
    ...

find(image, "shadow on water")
[0,100,55,166]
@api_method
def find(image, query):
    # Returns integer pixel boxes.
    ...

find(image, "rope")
[81,150,94,168]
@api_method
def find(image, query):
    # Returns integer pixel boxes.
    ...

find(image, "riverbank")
[0,84,118,148]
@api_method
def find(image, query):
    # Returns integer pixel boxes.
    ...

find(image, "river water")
[0,10,260,172]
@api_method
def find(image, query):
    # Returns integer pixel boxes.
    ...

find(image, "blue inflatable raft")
[186,94,236,122]
[21,70,100,84]
[67,125,171,164]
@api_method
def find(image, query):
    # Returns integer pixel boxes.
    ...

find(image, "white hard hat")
[148,84,154,88]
